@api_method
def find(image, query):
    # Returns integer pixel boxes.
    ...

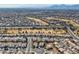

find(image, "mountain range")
[49,4,79,9]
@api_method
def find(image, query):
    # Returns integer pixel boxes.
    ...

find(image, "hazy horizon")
[0,4,51,8]
[0,4,78,8]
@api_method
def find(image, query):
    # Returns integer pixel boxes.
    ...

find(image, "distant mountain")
[49,4,79,9]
